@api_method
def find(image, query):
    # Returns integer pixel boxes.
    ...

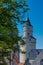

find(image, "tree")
[0,0,29,65]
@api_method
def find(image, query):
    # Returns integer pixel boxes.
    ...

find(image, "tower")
[23,18,36,58]
[19,18,36,65]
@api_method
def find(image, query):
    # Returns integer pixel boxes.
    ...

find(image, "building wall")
[32,51,43,65]
[19,44,26,63]
[20,53,26,63]
[23,26,33,37]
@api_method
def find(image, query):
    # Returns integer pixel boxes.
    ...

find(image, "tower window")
[29,39,31,41]
[28,33,29,35]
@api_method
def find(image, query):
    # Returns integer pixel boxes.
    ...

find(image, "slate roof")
[30,36,36,40]
[28,49,43,60]
[24,18,32,27]
[26,18,32,26]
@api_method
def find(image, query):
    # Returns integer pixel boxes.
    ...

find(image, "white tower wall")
[24,26,33,37]
[19,45,26,63]
[20,53,26,63]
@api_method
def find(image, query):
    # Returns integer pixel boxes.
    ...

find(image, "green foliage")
[21,51,26,54]
[20,38,25,45]
[0,0,29,64]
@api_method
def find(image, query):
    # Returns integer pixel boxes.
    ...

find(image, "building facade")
[19,18,43,65]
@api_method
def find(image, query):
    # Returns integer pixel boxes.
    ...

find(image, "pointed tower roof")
[25,18,32,26]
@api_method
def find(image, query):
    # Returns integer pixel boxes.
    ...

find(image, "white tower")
[19,45,26,64]
[19,39,26,65]
[23,18,36,58]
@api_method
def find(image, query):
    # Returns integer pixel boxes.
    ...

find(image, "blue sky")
[28,0,43,49]
[18,0,43,49]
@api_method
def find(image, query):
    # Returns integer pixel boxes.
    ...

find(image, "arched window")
[29,50,34,58]
[40,59,43,65]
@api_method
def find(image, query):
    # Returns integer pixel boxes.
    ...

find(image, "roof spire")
[26,17,32,26]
